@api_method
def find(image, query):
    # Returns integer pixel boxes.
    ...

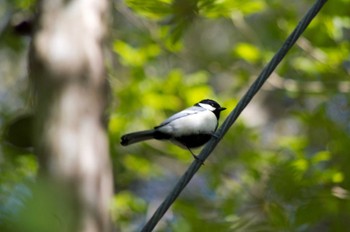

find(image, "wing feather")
[155,106,206,129]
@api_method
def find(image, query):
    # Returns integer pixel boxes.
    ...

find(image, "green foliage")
[112,191,147,231]
[0,153,37,227]
[110,0,350,231]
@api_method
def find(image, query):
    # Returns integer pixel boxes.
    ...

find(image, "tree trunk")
[28,0,113,231]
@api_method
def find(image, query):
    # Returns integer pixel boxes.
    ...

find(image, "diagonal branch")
[141,0,328,231]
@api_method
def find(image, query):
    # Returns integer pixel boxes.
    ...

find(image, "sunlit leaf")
[234,43,261,63]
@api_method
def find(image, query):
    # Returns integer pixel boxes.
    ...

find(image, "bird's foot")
[210,132,220,139]
[188,147,205,165]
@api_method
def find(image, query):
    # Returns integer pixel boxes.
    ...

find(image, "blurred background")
[1,0,350,231]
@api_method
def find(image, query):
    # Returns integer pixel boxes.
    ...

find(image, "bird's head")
[195,99,226,119]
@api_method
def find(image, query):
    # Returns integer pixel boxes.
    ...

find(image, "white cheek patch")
[198,103,216,111]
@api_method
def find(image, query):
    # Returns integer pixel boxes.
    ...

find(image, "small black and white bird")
[121,99,226,158]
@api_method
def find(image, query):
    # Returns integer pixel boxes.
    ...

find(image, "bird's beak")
[219,107,226,111]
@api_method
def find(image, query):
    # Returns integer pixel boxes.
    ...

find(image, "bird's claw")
[188,148,205,165]
[211,132,220,139]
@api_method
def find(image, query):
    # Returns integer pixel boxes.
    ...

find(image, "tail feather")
[121,130,156,146]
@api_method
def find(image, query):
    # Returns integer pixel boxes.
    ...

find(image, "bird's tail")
[120,130,156,146]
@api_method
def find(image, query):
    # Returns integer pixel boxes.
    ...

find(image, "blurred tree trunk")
[28,0,113,231]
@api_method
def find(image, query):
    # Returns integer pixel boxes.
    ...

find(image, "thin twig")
[140,0,328,231]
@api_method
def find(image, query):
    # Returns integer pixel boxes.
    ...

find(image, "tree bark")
[29,0,112,231]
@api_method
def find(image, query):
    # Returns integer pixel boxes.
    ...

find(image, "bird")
[121,99,226,159]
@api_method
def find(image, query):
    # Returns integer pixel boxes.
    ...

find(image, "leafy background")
[1,0,350,231]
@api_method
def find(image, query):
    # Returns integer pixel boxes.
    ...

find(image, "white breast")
[157,110,217,136]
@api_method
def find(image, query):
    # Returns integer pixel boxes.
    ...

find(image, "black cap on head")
[198,99,226,110]
[196,99,226,119]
